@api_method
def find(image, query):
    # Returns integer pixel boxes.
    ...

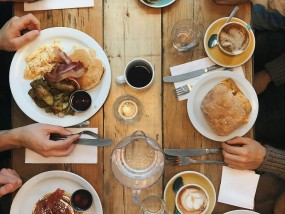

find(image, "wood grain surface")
[12,1,252,213]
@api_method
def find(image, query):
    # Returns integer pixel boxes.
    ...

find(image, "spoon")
[71,189,93,212]
[208,6,239,48]
[172,176,184,214]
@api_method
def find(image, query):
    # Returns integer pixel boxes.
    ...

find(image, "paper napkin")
[218,166,260,209]
[170,57,245,101]
[24,0,94,11]
[25,128,98,164]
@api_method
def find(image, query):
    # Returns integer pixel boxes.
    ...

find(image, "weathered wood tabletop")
[12,1,252,213]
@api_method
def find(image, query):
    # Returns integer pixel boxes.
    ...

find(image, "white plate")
[10,170,103,214]
[225,210,259,214]
[187,71,258,142]
[9,27,111,127]
[140,0,175,8]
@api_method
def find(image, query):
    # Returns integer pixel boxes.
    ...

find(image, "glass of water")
[172,19,201,51]
[140,195,170,214]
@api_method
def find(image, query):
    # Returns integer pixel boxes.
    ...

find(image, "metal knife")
[163,64,222,82]
[164,148,221,157]
[50,134,112,146]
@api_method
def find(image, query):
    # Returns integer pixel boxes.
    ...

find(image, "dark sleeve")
[258,145,285,180]
[264,53,285,86]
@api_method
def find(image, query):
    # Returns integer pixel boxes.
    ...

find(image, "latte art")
[177,186,208,214]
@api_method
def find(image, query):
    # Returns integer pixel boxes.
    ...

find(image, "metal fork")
[50,130,99,141]
[166,155,224,166]
[173,84,192,97]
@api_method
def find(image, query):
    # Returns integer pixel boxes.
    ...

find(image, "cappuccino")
[176,184,209,214]
[218,22,250,55]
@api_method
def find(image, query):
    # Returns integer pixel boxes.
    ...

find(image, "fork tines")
[173,84,192,97]
[165,154,180,165]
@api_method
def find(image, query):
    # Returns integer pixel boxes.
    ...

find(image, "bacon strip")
[44,61,86,83]
[53,46,73,64]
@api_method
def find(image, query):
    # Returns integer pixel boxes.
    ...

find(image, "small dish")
[113,95,142,124]
[140,0,176,8]
[71,189,93,212]
[204,17,255,67]
[69,90,92,112]
[163,171,216,214]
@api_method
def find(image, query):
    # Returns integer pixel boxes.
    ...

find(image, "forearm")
[258,145,285,180]
[0,129,22,152]
[264,53,285,86]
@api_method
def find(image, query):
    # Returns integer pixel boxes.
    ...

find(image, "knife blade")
[164,148,221,157]
[50,134,112,146]
[74,138,112,146]
[163,64,222,82]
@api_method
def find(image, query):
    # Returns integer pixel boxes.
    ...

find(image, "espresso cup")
[217,22,251,56]
[115,58,154,90]
[175,184,209,214]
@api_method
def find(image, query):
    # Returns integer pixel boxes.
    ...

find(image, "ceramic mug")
[217,22,251,56]
[115,58,154,90]
[175,184,210,214]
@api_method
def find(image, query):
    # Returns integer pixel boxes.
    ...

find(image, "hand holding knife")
[163,64,222,83]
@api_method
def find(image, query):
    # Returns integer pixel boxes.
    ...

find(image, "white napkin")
[25,128,98,164]
[170,57,245,101]
[24,0,94,11]
[218,166,260,209]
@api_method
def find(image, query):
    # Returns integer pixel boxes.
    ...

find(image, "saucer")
[204,17,255,67]
[163,171,216,214]
[139,0,176,8]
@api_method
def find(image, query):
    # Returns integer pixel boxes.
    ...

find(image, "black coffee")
[126,64,153,88]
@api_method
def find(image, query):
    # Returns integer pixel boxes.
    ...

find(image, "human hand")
[253,70,272,95]
[0,168,22,197]
[12,123,79,157]
[0,13,40,51]
[221,137,267,170]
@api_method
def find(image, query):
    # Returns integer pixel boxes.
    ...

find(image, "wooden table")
[12,1,252,213]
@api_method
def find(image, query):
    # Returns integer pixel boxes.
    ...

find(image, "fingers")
[226,137,249,145]
[48,134,79,150]
[43,124,73,136]
[16,13,40,31]
[42,144,76,157]
[0,169,22,197]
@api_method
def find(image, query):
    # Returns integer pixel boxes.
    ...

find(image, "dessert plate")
[164,171,216,214]
[10,170,103,214]
[204,17,255,67]
[9,27,111,127]
[187,71,258,142]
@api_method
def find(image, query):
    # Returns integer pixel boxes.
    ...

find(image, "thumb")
[13,30,40,49]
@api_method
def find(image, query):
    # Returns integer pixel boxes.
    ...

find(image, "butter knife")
[50,134,112,146]
[164,148,221,157]
[163,64,221,82]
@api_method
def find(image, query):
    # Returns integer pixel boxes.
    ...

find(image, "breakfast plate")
[139,0,176,8]
[9,27,111,127]
[187,71,258,142]
[10,170,103,214]
[163,171,216,214]
[204,17,255,67]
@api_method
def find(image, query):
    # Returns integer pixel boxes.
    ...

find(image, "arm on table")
[222,137,285,180]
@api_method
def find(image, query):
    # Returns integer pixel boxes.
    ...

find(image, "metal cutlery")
[164,64,222,83]
[164,148,221,157]
[50,130,112,146]
[166,155,224,166]
[173,84,192,97]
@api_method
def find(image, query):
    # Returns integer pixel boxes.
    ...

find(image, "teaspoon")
[208,6,239,48]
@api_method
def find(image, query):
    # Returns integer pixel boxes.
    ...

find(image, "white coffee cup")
[115,58,154,90]
[175,184,209,214]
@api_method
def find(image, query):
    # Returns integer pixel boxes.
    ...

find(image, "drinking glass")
[172,19,201,51]
[140,195,170,214]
